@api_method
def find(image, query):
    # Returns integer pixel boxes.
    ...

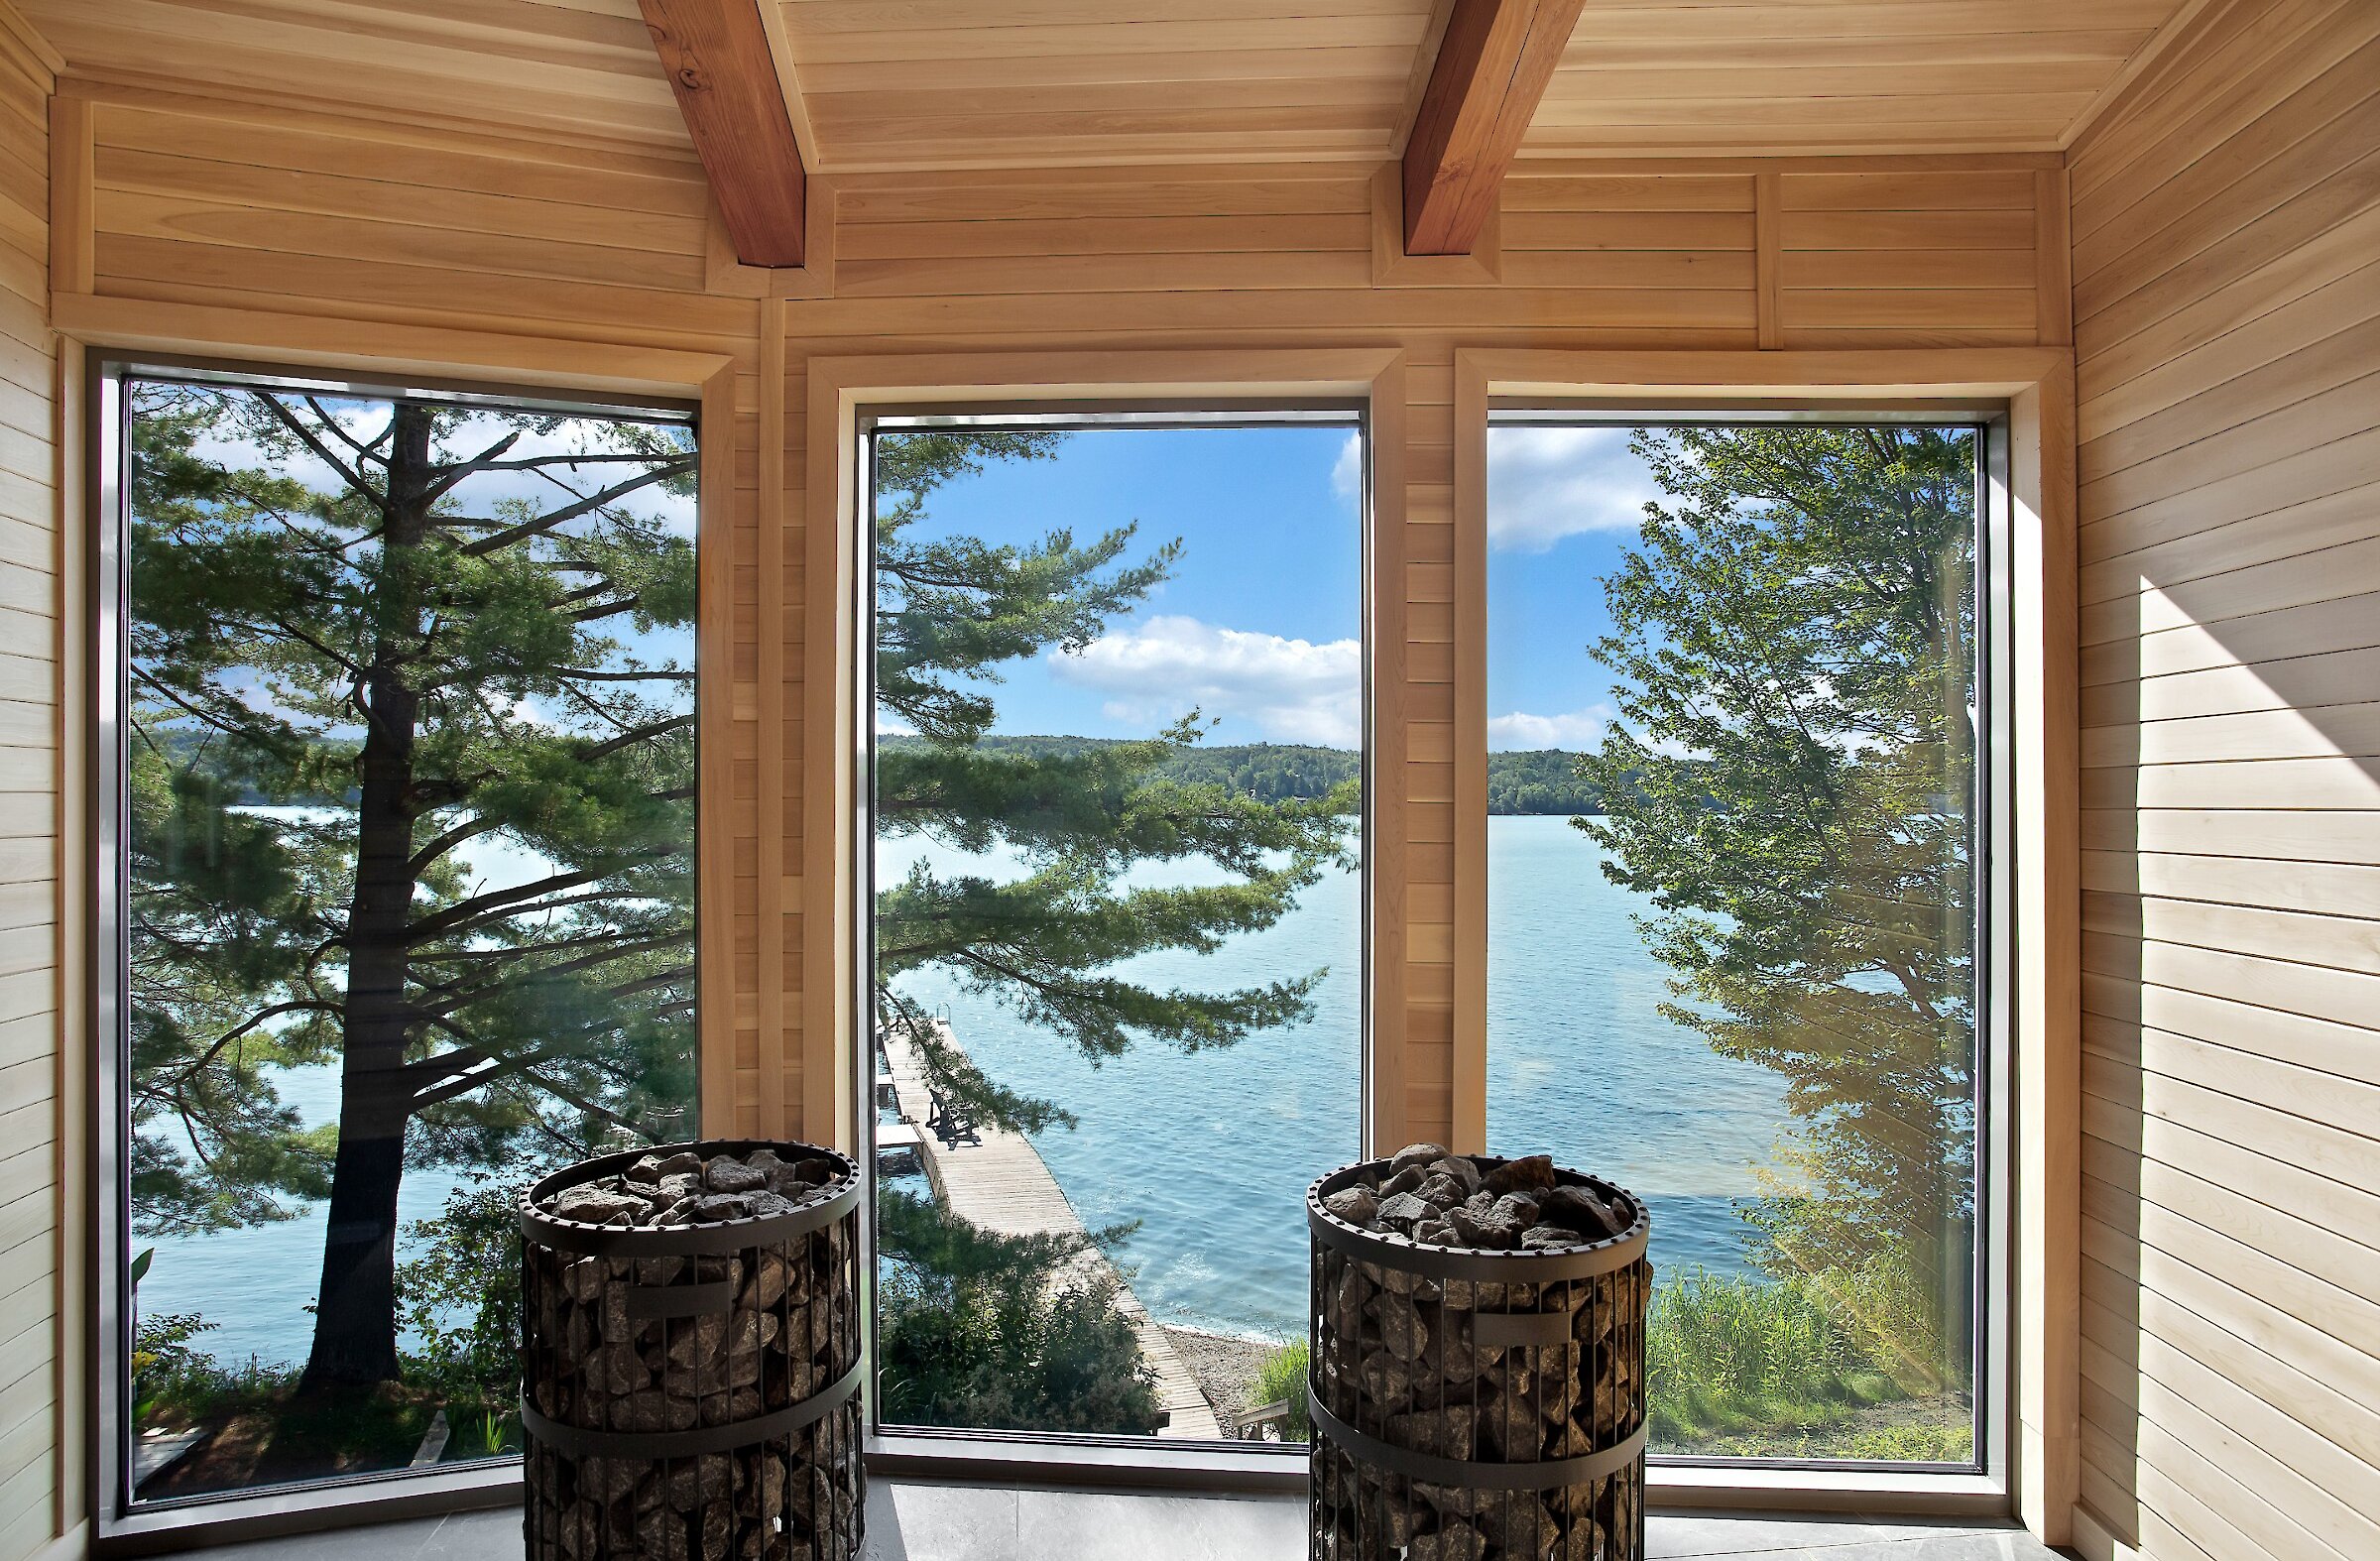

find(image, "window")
[863,412,1365,1447]
[1485,418,1986,1468]
[100,366,702,1509]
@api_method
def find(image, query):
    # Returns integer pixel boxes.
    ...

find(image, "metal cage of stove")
[519,1139,865,1561]
[1306,1158,1651,1561]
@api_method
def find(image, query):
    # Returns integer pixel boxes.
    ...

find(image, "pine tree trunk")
[301,406,434,1390]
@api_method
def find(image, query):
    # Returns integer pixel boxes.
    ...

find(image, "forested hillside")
[880,735,1608,814]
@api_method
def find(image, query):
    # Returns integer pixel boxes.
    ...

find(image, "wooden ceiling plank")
[1401,0,1585,255]
[639,0,806,265]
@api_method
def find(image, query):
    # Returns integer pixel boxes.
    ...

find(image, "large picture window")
[101,366,702,1506]
[1485,418,1987,1468]
[863,412,1365,1447]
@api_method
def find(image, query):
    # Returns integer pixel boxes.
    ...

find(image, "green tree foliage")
[1578,425,1977,1329]
[884,734,1620,815]
[127,382,698,1388]
[873,1189,1160,1435]
[395,1182,526,1403]
[1485,749,1608,815]
[871,431,1358,1134]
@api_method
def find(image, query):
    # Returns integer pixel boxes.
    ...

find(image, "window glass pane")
[1486,421,1981,1464]
[869,420,1362,1444]
[122,378,700,1500]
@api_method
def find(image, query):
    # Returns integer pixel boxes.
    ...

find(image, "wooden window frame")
[1451,348,2078,1527]
[54,295,739,1549]
[809,348,1403,1488]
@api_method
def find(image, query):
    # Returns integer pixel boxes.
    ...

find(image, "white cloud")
[1052,614,1361,748]
[1487,706,1613,752]
[1486,425,1663,551]
[875,712,915,737]
[1330,431,1362,505]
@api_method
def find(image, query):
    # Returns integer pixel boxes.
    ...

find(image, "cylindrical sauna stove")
[519,1140,864,1561]
[1306,1156,1651,1561]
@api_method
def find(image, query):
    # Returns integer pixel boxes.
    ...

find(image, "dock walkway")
[879,1018,1222,1439]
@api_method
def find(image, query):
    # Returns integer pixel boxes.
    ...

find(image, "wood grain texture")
[1527,0,2194,159]
[1401,0,1584,254]
[0,6,55,1556]
[2067,2,2380,1556]
[38,53,2071,1531]
[638,0,807,265]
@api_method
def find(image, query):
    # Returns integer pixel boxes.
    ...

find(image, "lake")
[140,814,1790,1365]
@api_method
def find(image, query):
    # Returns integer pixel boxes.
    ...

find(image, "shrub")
[395,1181,526,1405]
[132,1311,229,1428]
[874,1187,1160,1435]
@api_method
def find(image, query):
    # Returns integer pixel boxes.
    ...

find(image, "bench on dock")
[926,1087,982,1147]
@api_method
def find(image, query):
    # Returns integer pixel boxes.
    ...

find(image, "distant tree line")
[878,735,1623,815]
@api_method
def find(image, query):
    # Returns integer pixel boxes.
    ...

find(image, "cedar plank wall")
[2066,0,2380,1558]
[63,98,2051,1162]
[0,5,56,1557]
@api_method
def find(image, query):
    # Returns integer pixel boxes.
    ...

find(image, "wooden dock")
[879,1017,1223,1439]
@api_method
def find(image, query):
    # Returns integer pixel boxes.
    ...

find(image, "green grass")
[1646,1266,1971,1462]
[1251,1338,1310,1440]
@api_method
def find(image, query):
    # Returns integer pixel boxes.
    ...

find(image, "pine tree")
[128,381,698,1388]
[870,430,1356,1134]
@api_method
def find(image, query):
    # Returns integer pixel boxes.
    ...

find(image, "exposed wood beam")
[639,0,807,267]
[1400,0,1585,256]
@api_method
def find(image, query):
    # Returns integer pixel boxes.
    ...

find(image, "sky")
[879,420,1673,754]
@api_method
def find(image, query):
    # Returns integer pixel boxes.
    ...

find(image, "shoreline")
[1155,1323,1288,1431]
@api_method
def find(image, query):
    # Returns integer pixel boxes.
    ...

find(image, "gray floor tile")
[864,1479,1020,1561]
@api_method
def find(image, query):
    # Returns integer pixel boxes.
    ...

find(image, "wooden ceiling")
[23,0,2200,171]
[1525,0,2195,157]
[775,0,1446,171]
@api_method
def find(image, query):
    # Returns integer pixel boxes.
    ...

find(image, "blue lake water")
[885,813,1786,1342]
[144,815,1791,1367]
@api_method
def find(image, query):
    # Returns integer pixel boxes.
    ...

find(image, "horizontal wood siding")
[0,4,54,1555]
[59,76,2048,1279]
[2068,1,2380,1556]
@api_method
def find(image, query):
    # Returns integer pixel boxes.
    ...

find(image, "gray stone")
[1485,1153,1558,1196]
[1390,1141,1450,1175]
[1406,1519,1487,1561]
[1385,1402,1476,1457]
[1375,1191,1434,1228]
[1427,1156,1484,1194]
[1490,1191,1542,1230]
[1415,1171,1467,1208]
[1521,1223,1578,1250]
[1378,1164,1427,1199]
[551,1187,650,1226]
[624,1154,666,1184]
[704,1156,767,1193]
[1372,1293,1430,1361]
[653,1150,703,1178]
[1541,1183,1623,1240]
[1324,1186,1378,1228]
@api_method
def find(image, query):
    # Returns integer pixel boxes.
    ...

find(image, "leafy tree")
[1578,426,1977,1337]
[396,1181,528,1403]
[871,431,1357,1135]
[128,382,698,1388]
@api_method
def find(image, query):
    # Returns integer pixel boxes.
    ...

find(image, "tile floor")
[189,1483,2070,1561]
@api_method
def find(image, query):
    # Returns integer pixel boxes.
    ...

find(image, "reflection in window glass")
[868,420,1362,1443]
[121,377,699,1499]
[1486,422,1981,1464]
